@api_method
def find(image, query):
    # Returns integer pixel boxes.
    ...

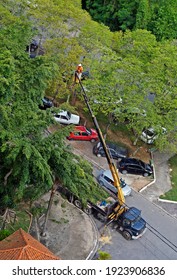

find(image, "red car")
[67,126,98,142]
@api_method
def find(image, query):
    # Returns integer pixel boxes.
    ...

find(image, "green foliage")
[0,229,11,241]
[160,155,177,202]
[97,250,112,260]
[85,0,177,41]
[1,0,177,210]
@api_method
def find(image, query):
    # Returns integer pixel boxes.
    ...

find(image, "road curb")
[158,198,177,204]
[86,216,100,260]
[139,151,156,193]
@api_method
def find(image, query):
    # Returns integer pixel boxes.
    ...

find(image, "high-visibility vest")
[74,65,83,83]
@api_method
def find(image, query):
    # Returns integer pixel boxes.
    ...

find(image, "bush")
[0,229,11,241]
[97,250,112,260]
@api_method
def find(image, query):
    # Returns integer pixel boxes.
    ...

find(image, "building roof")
[0,228,60,260]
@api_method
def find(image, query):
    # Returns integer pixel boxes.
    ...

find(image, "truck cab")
[115,207,147,240]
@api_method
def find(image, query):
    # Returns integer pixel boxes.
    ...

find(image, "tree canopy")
[84,0,177,41]
[0,0,106,208]
[1,0,177,208]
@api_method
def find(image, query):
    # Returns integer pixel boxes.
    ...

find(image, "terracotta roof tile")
[0,228,60,260]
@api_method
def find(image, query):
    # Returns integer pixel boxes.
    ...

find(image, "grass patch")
[61,202,67,208]
[50,218,69,224]
[159,155,177,202]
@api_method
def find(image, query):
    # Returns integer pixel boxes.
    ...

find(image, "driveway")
[69,141,177,219]
[69,140,153,192]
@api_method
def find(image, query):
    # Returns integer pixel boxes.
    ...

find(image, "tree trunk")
[41,179,58,237]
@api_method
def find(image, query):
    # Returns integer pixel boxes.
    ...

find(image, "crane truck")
[57,72,147,240]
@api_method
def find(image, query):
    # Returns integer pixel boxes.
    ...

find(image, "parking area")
[69,141,153,192]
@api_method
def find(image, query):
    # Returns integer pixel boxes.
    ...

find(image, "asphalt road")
[95,152,177,260]
[98,190,177,260]
[69,141,177,259]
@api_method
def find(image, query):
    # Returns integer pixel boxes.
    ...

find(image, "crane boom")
[77,74,126,220]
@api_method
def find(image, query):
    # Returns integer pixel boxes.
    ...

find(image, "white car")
[140,127,166,144]
[53,110,80,125]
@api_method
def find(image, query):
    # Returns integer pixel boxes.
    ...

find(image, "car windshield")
[131,216,141,226]
[143,129,155,137]
[86,128,91,134]
[139,160,146,168]
[66,111,71,119]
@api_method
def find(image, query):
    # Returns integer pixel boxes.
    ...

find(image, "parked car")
[93,141,128,160]
[118,158,153,177]
[97,169,132,196]
[140,127,166,144]
[39,97,54,110]
[67,126,98,142]
[53,110,80,125]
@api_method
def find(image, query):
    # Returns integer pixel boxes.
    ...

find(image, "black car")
[39,97,54,110]
[93,141,128,160]
[118,158,153,177]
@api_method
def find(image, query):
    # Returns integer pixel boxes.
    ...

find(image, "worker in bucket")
[73,63,83,84]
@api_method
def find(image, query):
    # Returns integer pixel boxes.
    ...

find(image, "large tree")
[0,2,105,209]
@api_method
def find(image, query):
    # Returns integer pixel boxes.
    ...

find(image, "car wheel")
[90,138,96,143]
[122,169,128,175]
[143,172,149,177]
[74,199,82,209]
[97,153,101,157]
[83,206,92,215]
[122,231,132,241]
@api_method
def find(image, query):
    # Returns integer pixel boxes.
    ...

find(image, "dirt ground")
[30,192,97,260]
[49,107,151,164]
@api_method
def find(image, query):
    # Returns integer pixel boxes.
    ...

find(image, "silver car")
[97,169,132,196]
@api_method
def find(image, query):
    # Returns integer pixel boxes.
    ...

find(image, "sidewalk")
[141,151,177,219]
[141,151,173,201]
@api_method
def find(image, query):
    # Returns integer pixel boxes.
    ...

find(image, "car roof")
[101,170,131,192]
[102,169,113,179]
[97,141,128,155]
[120,158,143,164]
[56,110,68,116]
[124,207,141,221]
[73,126,86,132]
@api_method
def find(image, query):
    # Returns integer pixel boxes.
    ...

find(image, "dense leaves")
[1,0,177,209]
[85,0,177,41]
[0,1,104,208]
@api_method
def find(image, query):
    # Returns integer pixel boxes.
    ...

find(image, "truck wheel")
[122,170,128,175]
[97,213,106,222]
[90,138,96,143]
[74,199,82,209]
[122,231,132,240]
[83,206,92,215]
[143,172,148,177]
